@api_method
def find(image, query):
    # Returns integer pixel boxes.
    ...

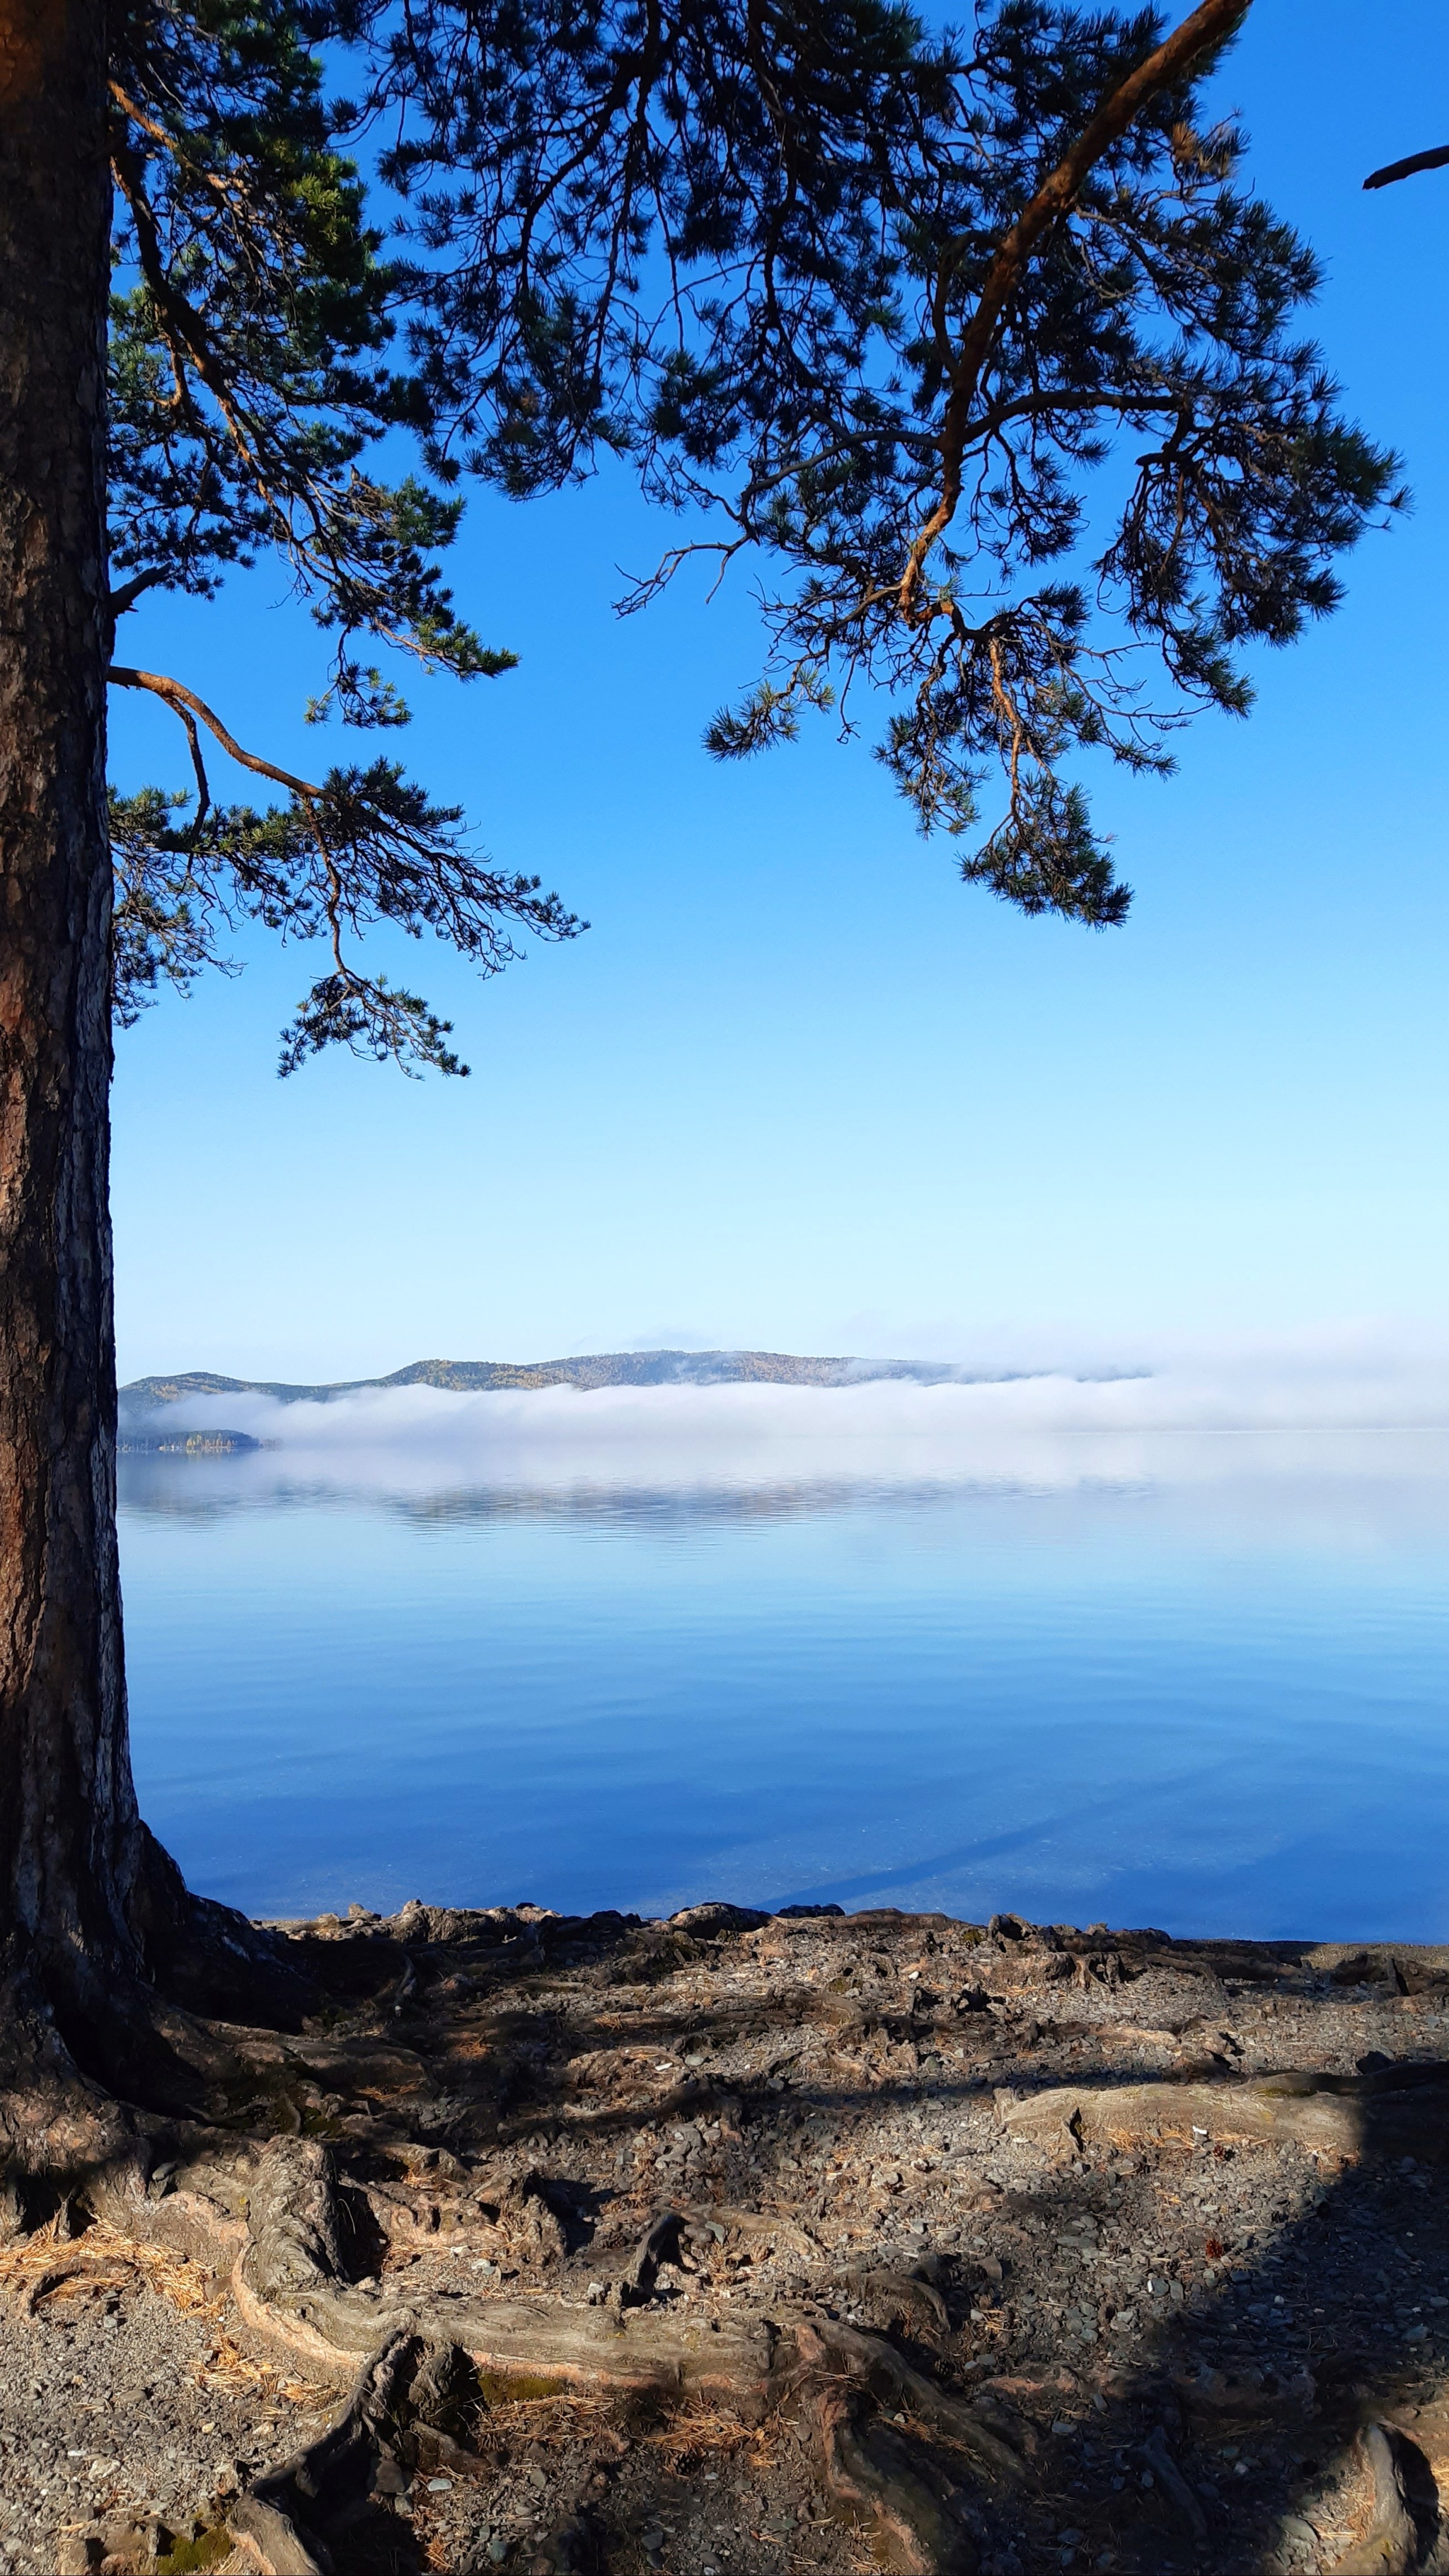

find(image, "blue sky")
[110,1,1449,1384]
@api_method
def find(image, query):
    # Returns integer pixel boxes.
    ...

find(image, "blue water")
[117,1432,1449,1939]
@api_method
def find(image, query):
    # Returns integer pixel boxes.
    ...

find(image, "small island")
[117,1428,262,1455]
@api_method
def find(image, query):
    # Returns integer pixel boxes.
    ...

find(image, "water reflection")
[120,1460,1156,1532]
[116,1431,1449,1939]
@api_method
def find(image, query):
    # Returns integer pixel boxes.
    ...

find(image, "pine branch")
[901,0,1254,617]
[110,666,316,799]
[108,668,584,1074]
[101,0,1403,980]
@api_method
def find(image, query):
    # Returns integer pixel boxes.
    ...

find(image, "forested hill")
[118,1350,1036,1411]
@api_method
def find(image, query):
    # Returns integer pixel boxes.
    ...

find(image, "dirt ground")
[6,1900,1449,2576]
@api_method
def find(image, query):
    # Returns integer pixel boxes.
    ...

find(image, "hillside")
[117,1348,1033,1413]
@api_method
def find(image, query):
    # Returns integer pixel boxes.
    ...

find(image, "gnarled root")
[66,2132,1030,2574]
[0,1979,138,2190]
[234,2328,479,2572]
[836,2262,949,2347]
[204,2138,780,2407]
[32,1901,1449,2576]
[797,2317,1028,2488]
[821,2384,974,2576]
[206,2139,1027,2466]
[129,1823,328,2036]
[995,2068,1449,2164]
[1327,2425,1427,2575]
[804,2370,975,2575]
[786,2314,1030,2576]
[615,2209,686,2304]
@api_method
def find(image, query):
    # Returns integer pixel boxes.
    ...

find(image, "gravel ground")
[0,2230,332,2572]
[5,1905,1449,2575]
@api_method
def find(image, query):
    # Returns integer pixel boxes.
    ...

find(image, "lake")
[116,1414,1449,1940]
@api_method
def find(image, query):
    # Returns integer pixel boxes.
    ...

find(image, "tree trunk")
[0,0,150,2067]
[0,15,311,2108]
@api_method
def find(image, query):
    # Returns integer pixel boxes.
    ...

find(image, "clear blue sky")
[109,2,1449,1384]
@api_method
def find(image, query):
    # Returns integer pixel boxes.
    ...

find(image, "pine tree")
[0,0,1402,2142]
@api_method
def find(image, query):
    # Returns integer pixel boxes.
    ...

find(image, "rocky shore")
[5,1904,1449,2576]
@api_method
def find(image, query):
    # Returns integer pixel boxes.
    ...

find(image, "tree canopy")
[107,0,1402,1074]
[0,0,1423,2199]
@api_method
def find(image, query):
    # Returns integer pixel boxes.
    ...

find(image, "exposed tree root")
[116,2132,1022,2488]
[792,2317,1028,2488]
[1327,2425,1426,2575]
[232,2329,480,2572]
[807,2379,975,2576]
[835,2263,950,2346]
[0,1982,137,2190]
[996,2067,1449,2162]
[785,2313,1032,2575]
[129,1830,322,2038]
[45,2122,1032,2573]
[64,2330,482,2572]
[21,1903,1449,2576]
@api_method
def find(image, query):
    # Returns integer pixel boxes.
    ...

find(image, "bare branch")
[1364,142,1449,191]
[110,569,178,629]
[109,666,318,801]
[173,705,212,831]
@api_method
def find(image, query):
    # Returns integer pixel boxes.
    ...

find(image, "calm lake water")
[117,1426,1449,1940]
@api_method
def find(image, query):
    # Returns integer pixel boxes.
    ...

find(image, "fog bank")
[115,1334,1449,1494]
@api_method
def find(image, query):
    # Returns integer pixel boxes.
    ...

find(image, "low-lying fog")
[120,1335,1449,1501]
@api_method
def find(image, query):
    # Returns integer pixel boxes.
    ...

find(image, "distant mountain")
[118,1348,1083,1416]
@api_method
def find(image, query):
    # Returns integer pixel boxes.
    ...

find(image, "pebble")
[0,2267,316,2573]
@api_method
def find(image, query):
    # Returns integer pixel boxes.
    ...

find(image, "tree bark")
[0,0,149,2064]
[0,16,311,2088]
